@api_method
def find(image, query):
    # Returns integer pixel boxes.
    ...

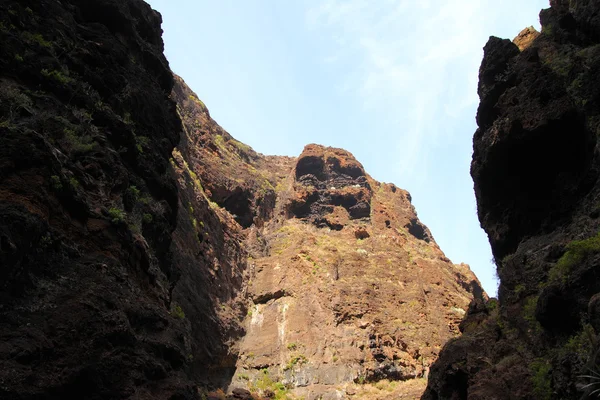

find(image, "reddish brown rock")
[513,26,540,51]
[172,76,486,399]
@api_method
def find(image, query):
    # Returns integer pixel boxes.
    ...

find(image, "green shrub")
[549,232,600,283]
[286,343,297,351]
[139,194,152,205]
[126,186,140,200]
[188,169,203,189]
[41,69,72,85]
[542,23,554,36]
[514,284,525,295]
[123,112,133,125]
[171,304,185,319]
[523,296,542,333]
[251,369,290,400]
[562,324,594,361]
[63,128,96,154]
[188,94,205,108]
[135,136,150,154]
[39,233,52,249]
[530,359,552,400]
[23,32,51,48]
[108,208,126,224]
[142,213,153,224]
[231,138,250,152]
[69,177,79,189]
[214,134,226,149]
[486,298,499,311]
[50,175,63,191]
[284,354,307,371]
[2,86,33,119]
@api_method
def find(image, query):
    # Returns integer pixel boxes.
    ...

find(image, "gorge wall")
[172,76,485,399]
[424,1,600,399]
[0,0,204,398]
[0,1,486,399]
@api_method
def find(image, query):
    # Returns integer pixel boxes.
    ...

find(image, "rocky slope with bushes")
[423,1,600,399]
[0,0,486,399]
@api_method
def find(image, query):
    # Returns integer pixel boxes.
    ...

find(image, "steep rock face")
[0,1,230,399]
[172,77,486,399]
[171,76,292,231]
[168,76,286,388]
[424,2,600,399]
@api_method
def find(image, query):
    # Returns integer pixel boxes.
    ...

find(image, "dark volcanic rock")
[0,1,194,399]
[290,144,373,225]
[424,2,600,399]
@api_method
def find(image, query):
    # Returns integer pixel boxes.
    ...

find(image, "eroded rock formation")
[424,1,600,399]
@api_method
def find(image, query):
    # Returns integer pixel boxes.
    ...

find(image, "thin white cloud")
[306,0,502,179]
[306,0,547,295]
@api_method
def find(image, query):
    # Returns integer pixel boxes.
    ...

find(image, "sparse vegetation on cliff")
[548,232,600,284]
[530,359,552,400]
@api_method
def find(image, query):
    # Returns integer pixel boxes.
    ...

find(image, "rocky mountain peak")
[291,144,373,226]
[295,144,367,182]
[170,75,486,398]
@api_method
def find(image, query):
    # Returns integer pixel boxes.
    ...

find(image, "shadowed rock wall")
[424,1,600,399]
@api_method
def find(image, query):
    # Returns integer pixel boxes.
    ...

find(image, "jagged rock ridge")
[424,1,600,399]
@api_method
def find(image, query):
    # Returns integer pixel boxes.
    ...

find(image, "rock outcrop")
[172,77,486,399]
[424,1,600,399]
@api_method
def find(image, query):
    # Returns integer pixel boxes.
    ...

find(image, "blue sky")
[146,0,549,296]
